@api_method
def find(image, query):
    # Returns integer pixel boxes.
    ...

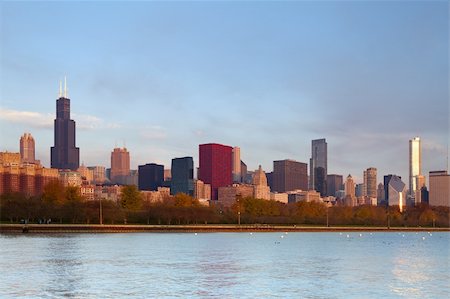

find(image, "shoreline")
[1,224,449,233]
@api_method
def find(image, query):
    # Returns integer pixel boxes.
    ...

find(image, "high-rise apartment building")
[198,143,233,201]
[110,147,130,185]
[272,159,308,192]
[409,137,422,204]
[232,147,241,183]
[429,171,450,207]
[138,163,164,191]
[50,79,80,170]
[20,133,36,164]
[310,138,327,196]
[170,157,194,196]
[364,167,377,198]
[327,174,343,197]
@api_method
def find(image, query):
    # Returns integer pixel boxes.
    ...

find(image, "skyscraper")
[310,138,327,196]
[110,147,130,185]
[428,171,450,207]
[198,143,233,201]
[232,147,241,183]
[409,137,422,204]
[170,157,194,196]
[50,78,80,170]
[20,133,35,164]
[364,167,377,198]
[273,159,308,192]
[327,174,343,197]
[384,174,407,212]
[138,163,164,191]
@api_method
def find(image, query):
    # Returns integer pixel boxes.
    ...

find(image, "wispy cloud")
[0,107,120,131]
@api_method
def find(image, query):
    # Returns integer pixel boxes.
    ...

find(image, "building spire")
[58,79,62,98]
[64,76,68,98]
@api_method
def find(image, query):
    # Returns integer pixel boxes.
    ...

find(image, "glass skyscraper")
[170,157,194,196]
[310,138,327,196]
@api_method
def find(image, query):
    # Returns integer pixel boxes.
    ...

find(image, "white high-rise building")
[409,137,422,204]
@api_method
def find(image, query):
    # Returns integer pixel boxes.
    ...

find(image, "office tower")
[429,171,450,207]
[88,166,106,184]
[50,78,80,170]
[327,174,343,197]
[384,174,407,212]
[232,147,241,183]
[20,133,35,164]
[170,157,194,196]
[345,174,355,197]
[377,183,385,205]
[272,159,308,192]
[240,160,247,183]
[138,163,164,191]
[415,175,426,203]
[409,137,422,204]
[198,143,232,201]
[266,171,273,191]
[310,138,327,196]
[364,167,377,198]
[110,147,130,185]
[355,183,364,197]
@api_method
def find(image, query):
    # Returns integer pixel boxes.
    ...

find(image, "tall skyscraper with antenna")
[50,78,80,170]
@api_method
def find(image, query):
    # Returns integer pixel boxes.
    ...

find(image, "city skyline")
[1,1,448,183]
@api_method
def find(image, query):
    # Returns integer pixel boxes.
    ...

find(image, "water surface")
[1,232,448,298]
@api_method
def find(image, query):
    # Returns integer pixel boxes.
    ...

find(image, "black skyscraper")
[138,163,164,191]
[51,80,79,170]
[170,157,194,196]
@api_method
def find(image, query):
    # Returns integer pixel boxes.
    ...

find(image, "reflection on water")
[1,232,449,298]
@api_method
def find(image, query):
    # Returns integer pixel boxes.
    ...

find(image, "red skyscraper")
[199,143,233,201]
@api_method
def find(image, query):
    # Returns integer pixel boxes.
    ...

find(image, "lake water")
[0,232,449,298]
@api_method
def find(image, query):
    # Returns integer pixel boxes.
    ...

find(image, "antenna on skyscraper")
[58,79,62,98]
[64,76,68,98]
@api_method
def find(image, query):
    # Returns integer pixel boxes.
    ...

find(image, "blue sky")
[1,0,448,184]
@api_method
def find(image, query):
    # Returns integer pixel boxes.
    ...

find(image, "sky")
[0,0,448,184]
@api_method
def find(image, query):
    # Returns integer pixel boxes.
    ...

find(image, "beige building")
[364,167,377,198]
[232,146,241,182]
[142,187,171,203]
[194,179,211,201]
[287,189,321,203]
[59,170,82,187]
[88,166,106,184]
[429,171,450,207]
[270,192,288,204]
[253,165,270,200]
[77,164,94,183]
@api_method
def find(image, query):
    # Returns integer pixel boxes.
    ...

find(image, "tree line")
[1,182,449,227]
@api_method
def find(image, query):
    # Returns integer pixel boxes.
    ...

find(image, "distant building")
[272,159,308,192]
[125,169,138,186]
[164,169,172,181]
[310,138,327,196]
[287,190,321,203]
[344,174,356,206]
[142,187,171,203]
[171,157,194,196]
[240,160,247,184]
[20,133,36,164]
[429,171,450,207]
[218,184,254,208]
[232,147,241,183]
[414,175,426,204]
[253,165,270,200]
[377,183,385,206]
[77,164,93,183]
[270,192,288,204]
[355,183,364,197]
[384,174,407,212]
[409,137,422,204]
[327,174,343,197]
[88,166,106,184]
[138,163,164,191]
[50,79,80,170]
[364,167,377,198]
[110,147,130,185]
[198,143,233,201]
[59,170,82,187]
[193,179,211,201]
[0,152,58,196]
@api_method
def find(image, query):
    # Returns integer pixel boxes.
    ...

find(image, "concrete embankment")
[1,224,449,233]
